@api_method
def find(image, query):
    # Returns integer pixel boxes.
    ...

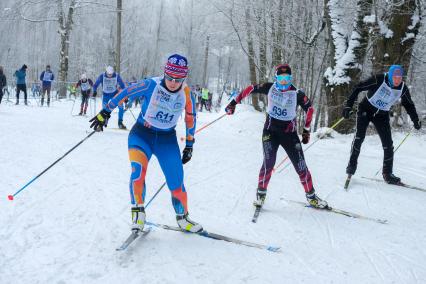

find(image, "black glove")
[182,146,193,164]
[93,91,97,97]
[225,100,237,115]
[342,106,352,119]
[413,120,422,130]
[301,128,310,144]
[89,109,111,132]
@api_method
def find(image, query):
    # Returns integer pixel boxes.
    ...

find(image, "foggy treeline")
[1,0,425,133]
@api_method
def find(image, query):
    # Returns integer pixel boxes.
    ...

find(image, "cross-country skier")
[0,66,7,104]
[14,64,28,105]
[342,65,421,184]
[75,73,93,115]
[39,65,55,107]
[225,64,328,209]
[200,87,210,112]
[92,66,127,129]
[89,54,202,233]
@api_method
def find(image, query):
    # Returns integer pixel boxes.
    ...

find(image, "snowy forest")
[1,0,425,132]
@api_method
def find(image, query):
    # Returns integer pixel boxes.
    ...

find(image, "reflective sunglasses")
[276,74,292,82]
[164,73,185,83]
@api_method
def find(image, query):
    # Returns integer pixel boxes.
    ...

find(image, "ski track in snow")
[1,101,426,283]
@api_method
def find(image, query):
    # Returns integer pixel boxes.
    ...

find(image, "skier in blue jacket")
[89,54,202,233]
[39,65,55,107]
[14,64,28,105]
[92,66,127,129]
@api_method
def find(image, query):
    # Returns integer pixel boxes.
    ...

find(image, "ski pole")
[180,113,227,141]
[145,181,167,209]
[275,117,345,173]
[7,131,97,201]
[146,114,226,207]
[70,99,76,115]
[374,129,412,176]
[128,107,137,121]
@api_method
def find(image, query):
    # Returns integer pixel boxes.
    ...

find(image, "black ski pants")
[347,104,393,175]
[258,129,313,193]
[16,84,27,103]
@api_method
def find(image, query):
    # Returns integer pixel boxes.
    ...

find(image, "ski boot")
[383,173,401,185]
[254,188,266,207]
[118,120,127,130]
[78,112,83,116]
[176,213,203,233]
[131,206,146,232]
[306,190,328,209]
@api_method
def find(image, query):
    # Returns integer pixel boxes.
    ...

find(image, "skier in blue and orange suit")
[92,66,127,129]
[90,54,202,233]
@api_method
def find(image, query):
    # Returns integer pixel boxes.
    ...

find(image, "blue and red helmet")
[388,65,404,86]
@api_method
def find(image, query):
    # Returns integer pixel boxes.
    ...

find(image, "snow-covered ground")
[1,98,425,284]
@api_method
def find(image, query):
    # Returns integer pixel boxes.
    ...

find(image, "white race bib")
[80,81,91,91]
[368,80,403,111]
[102,76,118,93]
[267,84,298,121]
[143,78,186,129]
[43,71,53,82]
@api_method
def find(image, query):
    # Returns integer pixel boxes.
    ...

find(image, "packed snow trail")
[1,101,425,283]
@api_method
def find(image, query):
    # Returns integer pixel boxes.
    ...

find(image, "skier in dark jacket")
[225,64,328,209]
[0,66,6,104]
[75,73,93,115]
[14,64,28,105]
[342,65,421,184]
[39,65,55,107]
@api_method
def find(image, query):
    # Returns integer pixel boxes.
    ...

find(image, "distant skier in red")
[225,64,328,209]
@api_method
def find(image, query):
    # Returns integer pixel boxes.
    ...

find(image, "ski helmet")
[388,65,404,86]
[275,64,292,76]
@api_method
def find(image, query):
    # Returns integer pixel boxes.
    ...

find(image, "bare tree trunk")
[202,35,210,87]
[323,0,372,133]
[57,0,76,98]
[244,5,261,111]
[255,0,268,110]
[372,0,420,73]
[371,0,421,127]
[115,0,122,73]
[271,0,284,67]
[152,0,164,75]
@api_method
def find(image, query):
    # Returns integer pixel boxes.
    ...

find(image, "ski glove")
[413,120,422,130]
[342,106,352,119]
[301,128,310,144]
[92,91,97,97]
[182,146,193,164]
[225,100,237,115]
[89,109,111,132]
